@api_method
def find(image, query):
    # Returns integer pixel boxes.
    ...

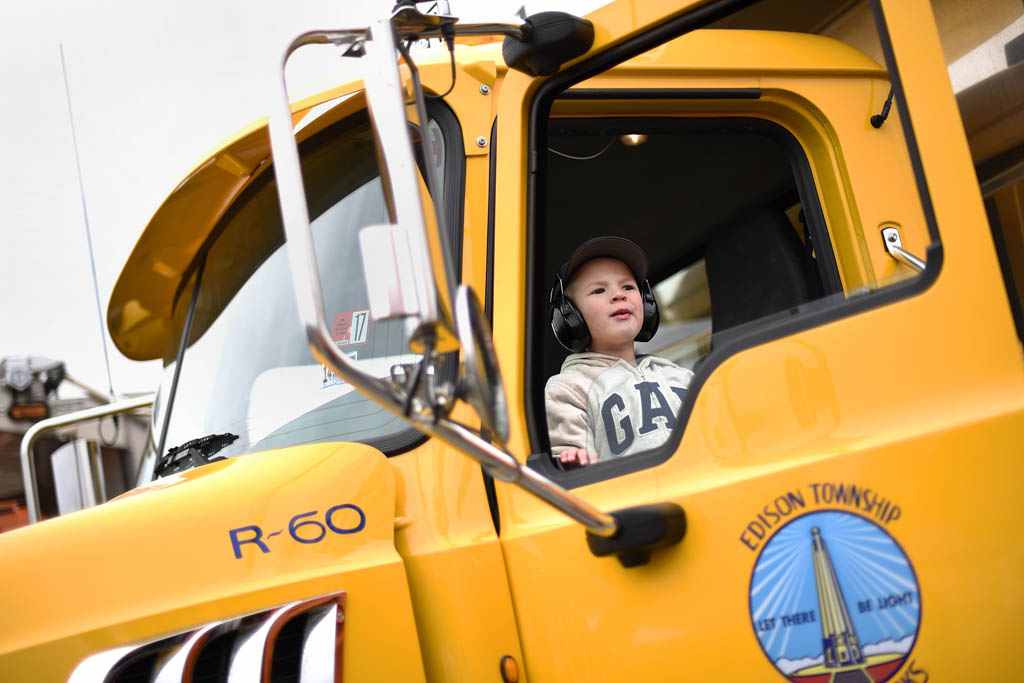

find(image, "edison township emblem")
[749,510,920,683]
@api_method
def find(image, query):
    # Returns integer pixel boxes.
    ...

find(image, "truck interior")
[541,115,838,368]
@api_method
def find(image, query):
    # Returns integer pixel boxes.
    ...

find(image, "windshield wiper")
[155,432,239,478]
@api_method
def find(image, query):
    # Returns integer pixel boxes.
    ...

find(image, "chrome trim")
[300,603,342,683]
[448,20,531,40]
[227,601,303,681]
[454,286,510,443]
[227,593,345,681]
[397,31,459,327]
[388,4,530,42]
[881,226,926,272]
[362,18,447,329]
[152,621,224,683]
[20,393,154,524]
[67,645,138,683]
[69,592,346,682]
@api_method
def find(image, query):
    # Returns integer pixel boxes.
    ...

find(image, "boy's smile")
[568,257,644,361]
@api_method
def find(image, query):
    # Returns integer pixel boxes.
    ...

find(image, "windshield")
[149,111,450,467]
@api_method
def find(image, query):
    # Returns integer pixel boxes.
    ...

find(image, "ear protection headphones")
[549,249,660,353]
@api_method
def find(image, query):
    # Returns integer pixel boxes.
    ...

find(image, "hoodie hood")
[560,352,678,374]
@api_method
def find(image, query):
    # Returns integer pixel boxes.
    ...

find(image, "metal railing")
[20,394,154,524]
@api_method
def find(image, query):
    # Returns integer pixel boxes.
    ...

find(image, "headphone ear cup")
[550,282,591,353]
[635,280,660,342]
[561,297,591,353]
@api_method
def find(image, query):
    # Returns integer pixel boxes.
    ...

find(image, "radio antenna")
[60,43,117,404]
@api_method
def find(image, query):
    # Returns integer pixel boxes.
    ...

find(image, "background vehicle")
[2,0,1022,681]
[0,356,150,533]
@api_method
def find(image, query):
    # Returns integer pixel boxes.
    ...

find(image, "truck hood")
[0,442,403,679]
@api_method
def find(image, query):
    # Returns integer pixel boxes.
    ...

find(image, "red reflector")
[500,655,519,683]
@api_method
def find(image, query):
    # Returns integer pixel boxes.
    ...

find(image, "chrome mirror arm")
[433,417,617,537]
[388,3,531,42]
[268,19,620,542]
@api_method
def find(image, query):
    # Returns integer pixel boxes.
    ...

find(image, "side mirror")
[268,9,687,567]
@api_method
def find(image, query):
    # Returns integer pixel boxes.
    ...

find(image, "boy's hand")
[559,447,596,468]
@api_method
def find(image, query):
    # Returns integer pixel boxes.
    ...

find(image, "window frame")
[526,109,841,485]
[519,0,945,489]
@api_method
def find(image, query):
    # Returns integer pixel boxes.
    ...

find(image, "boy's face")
[567,257,644,353]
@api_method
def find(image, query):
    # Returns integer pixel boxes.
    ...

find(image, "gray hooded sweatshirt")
[545,352,694,462]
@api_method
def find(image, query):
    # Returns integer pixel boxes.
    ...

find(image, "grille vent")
[68,592,346,683]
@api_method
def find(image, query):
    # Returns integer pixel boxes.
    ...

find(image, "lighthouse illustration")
[749,510,921,683]
[811,527,865,669]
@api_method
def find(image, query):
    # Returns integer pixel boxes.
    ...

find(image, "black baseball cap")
[560,236,648,284]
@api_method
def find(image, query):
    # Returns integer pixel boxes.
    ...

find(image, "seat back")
[704,208,818,348]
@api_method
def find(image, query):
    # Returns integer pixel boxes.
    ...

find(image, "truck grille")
[68,592,346,683]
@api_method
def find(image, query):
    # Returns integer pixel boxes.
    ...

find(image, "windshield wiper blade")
[155,432,239,478]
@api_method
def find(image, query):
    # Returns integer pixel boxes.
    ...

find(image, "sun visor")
[108,88,367,361]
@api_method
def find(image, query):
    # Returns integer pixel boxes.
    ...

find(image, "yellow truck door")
[488,0,1024,680]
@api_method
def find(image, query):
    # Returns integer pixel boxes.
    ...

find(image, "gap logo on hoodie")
[599,380,687,455]
[546,353,694,462]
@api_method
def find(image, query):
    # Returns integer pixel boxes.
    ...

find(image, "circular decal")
[749,510,920,683]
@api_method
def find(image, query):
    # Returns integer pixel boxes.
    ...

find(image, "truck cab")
[2,0,1022,681]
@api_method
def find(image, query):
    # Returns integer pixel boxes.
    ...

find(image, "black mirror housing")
[502,12,594,77]
[586,502,688,568]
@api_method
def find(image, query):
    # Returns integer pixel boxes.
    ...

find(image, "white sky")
[0,0,607,399]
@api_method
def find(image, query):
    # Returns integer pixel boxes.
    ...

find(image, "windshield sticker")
[332,309,370,346]
[322,349,358,389]
[745,487,923,683]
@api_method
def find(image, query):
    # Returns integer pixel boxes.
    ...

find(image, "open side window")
[527,111,845,483]
[540,116,839,371]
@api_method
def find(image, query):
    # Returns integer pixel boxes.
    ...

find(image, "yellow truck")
[3,0,1023,680]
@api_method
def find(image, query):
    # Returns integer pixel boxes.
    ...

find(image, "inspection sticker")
[332,309,369,346]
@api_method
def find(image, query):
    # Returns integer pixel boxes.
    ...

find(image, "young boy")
[546,236,693,468]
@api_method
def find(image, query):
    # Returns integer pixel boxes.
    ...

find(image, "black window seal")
[521,0,945,489]
[482,117,501,534]
[557,87,761,100]
[164,99,467,460]
[485,118,499,325]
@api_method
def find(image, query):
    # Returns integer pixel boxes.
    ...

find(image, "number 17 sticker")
[332,309,369,345]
